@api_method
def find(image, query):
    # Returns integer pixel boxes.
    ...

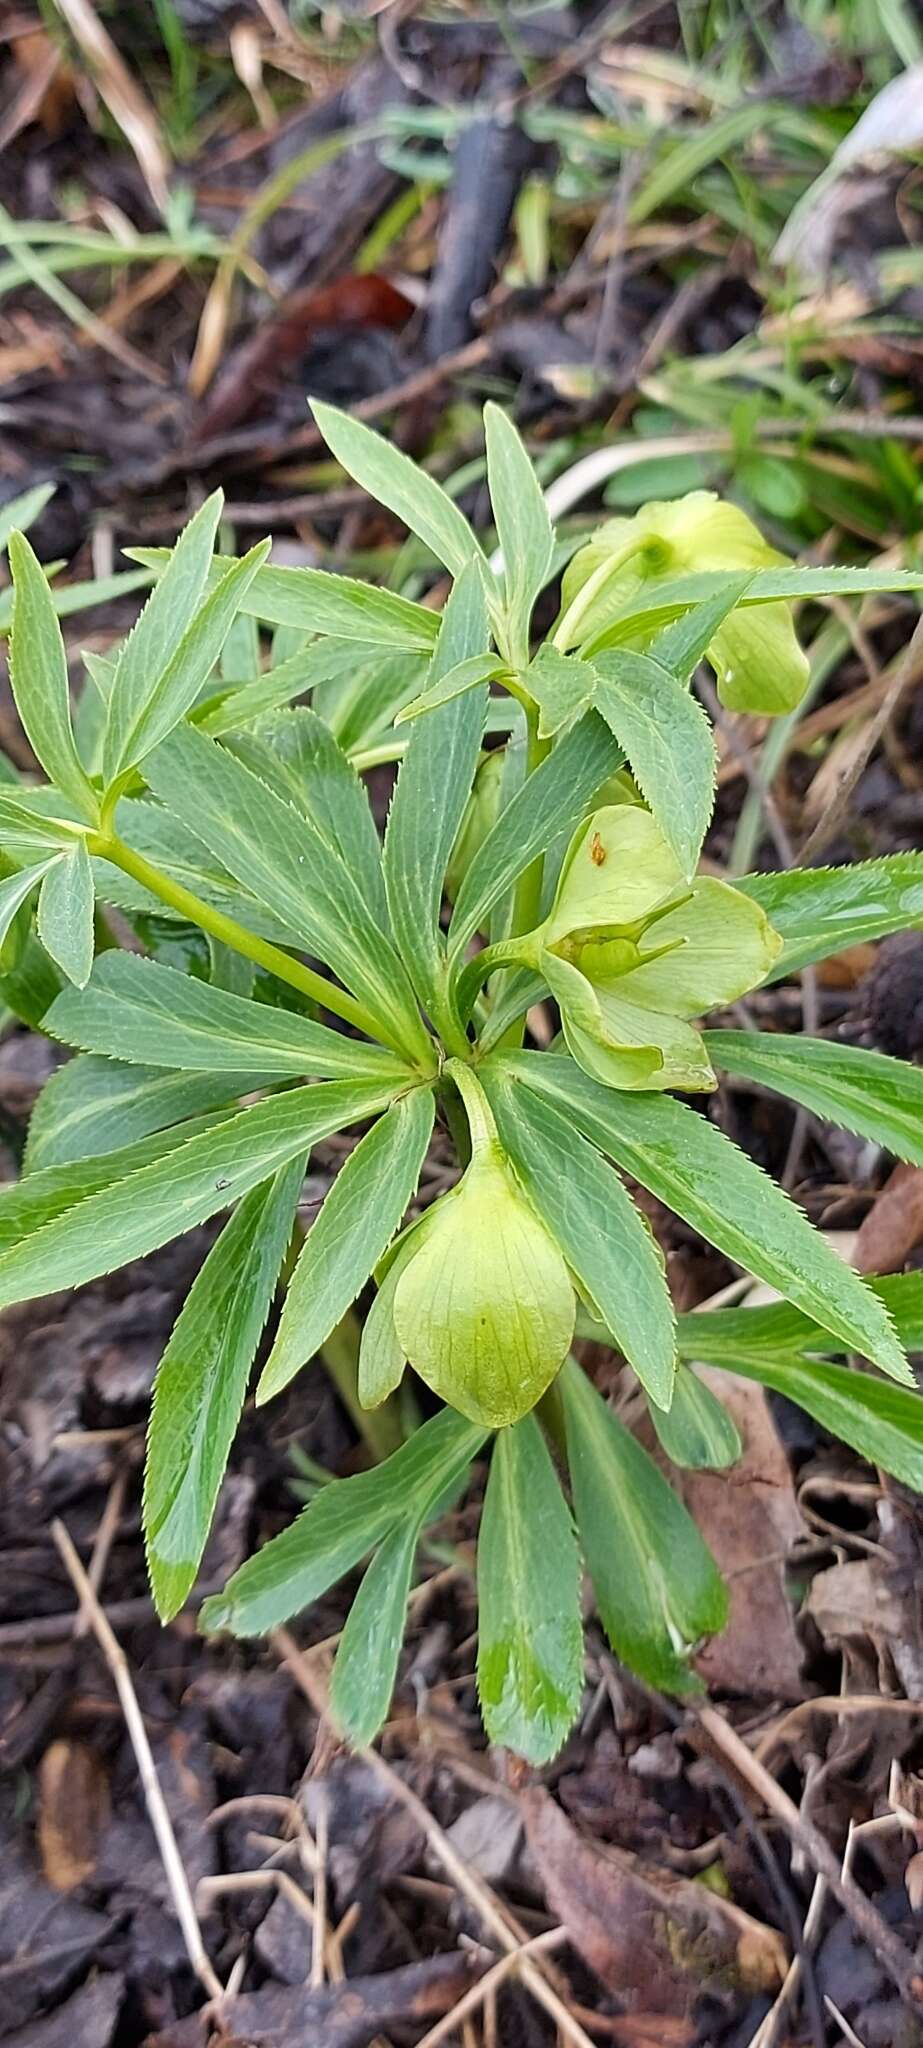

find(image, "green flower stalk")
[512,803,782,1091]
[362,1064,575,1428]
[555,492,810,713]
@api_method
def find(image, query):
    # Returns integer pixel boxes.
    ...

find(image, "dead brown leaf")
[677,1369,806,1699]
[805,1556,923,1696]
[38,1739,110,1892]
[521,1788,787,2009]
[143,1951,485,2047]
[854,1164,923,1273]
[0,26,72,150]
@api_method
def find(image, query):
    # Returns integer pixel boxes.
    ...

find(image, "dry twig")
[696,1704,923,2014]
[51,1518,225,2005]
[273,1627,596,2048]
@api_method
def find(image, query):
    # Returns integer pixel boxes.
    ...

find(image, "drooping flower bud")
[392,1133,575,1429]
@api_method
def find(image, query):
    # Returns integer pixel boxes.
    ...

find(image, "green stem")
[319,1308,405,1462]
[444,1057,498,1153]
[455,934,532,1024]
[89,829,401,1052]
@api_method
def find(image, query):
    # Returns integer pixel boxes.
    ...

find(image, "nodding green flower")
[555,492,810,714]
[361,1068,575,1429]
[527,804,782,1092]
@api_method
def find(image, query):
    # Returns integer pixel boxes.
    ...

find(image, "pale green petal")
[709,602,810,714]
[615,878,781,1017]
[546,953,668,1090]
[590,985,716,1092]
[555,519,653,651]
[561,1011,671,1092]
[393,1146,575,1427]
[643,493,781,571]
[553,495,807,712]
[555,494,782,651]
[546,805,684,947]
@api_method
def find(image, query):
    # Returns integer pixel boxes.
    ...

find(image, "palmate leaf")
[483,1066,676,1410]
[3,1115,236,1249]
[256,1087,435,1401]
[738,857,923,979]
[227,706,389,931]
[383,564,489,1047]
[677,1273,923,1363]
[103,540,270,784]
[129,551,441,652]
[142,723,431,1063]
[485,404,554,661]
[45,952,409,1083]
[36,842,95,987]
[8,532,98,822]
[145,1159,304,1621]
[477,1416,584,1764]
[0,482,54,555]
[591,648,716,880]
[589,564,923,652]
[0,859,58,955]
[449,710,622,959]
[506,1052,912,1386]
[705,1030,923,1166]
[202,1407,487,1637]
[103,493,223,788]
[0,1075,399,1309]
[676,1273,923,1491]
[311,400,487,585]
[25,1056,249,1171]
[561,1357,727,1692]
[706,1351,923,1494]
[647,1364,742,1471]
[330,1519,420,1746]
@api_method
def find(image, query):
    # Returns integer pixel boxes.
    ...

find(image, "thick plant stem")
[320,1309,404,1462]
[445,1058,498,1153]
[89,829,402,1052]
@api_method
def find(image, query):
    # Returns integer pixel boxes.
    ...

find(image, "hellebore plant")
[4,409,923,1760]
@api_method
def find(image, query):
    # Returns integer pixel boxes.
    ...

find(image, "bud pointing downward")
[392,1073,575,1428]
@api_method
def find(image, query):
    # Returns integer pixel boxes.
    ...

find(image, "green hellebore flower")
[535,804,782,1092]
[390,1139,575,1429]
[555,491,810,714]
